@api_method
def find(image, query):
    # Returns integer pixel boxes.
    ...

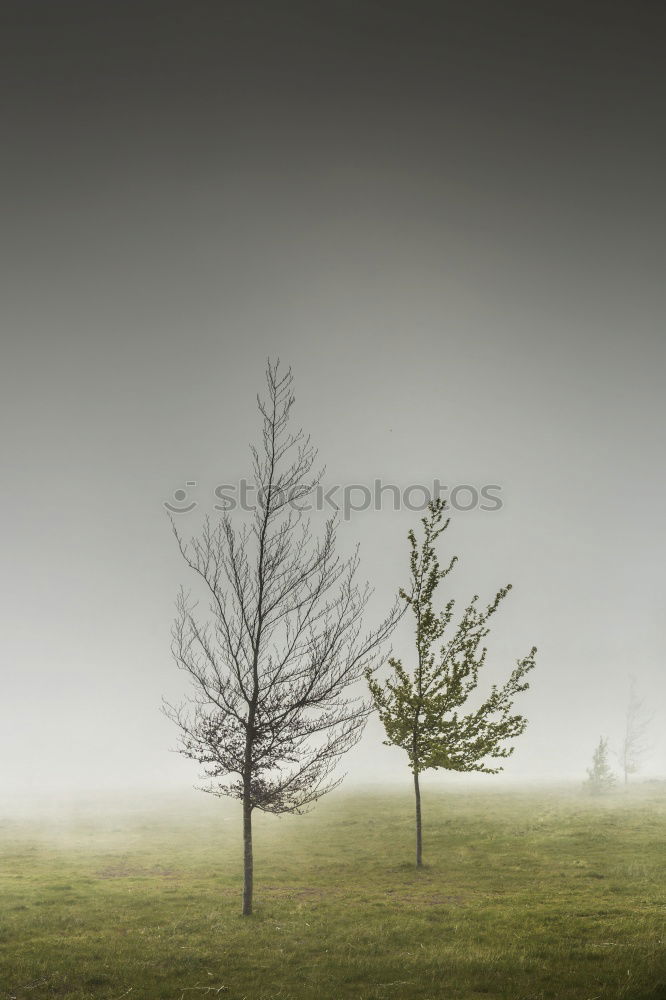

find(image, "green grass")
[1,785,665,1000]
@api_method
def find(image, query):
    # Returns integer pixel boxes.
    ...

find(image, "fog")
[2,2,665,806]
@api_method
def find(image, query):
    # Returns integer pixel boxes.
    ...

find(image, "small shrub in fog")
[584,736,617,795]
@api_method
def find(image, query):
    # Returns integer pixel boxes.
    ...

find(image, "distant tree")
[366,498,537,867]
[620,677,652,785]
[164,360,399,915]
[584,737,616,795]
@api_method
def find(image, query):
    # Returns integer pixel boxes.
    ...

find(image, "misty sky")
[2,1,665,800]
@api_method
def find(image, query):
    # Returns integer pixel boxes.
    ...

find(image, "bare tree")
[620,676,652,785]
[164,360,399,915]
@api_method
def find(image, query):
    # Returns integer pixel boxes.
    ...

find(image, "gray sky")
[2,1,665,799]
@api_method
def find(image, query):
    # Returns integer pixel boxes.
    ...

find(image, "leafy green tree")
[584,737,616,795]
[367,498,537,866]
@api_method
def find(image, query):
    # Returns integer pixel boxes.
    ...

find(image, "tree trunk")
[413,770,423,867]
[242,795,253,915]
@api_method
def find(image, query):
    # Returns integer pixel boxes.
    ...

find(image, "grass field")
[1,785,665,1000]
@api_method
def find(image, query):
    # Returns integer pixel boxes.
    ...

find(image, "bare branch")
[164,359,399,912]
